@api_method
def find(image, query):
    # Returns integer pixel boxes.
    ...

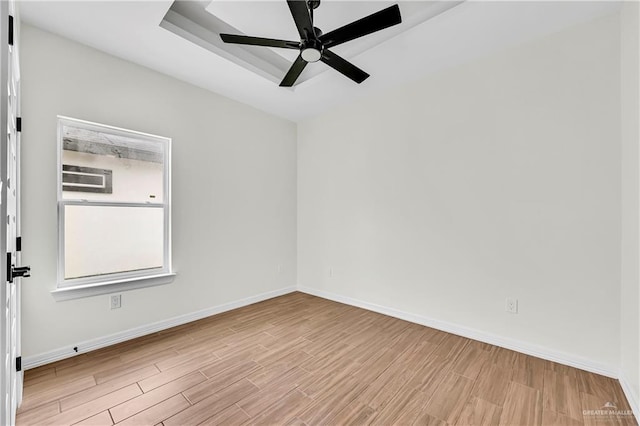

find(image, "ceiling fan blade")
[319,4,401,49]
[320,49,369,84]
[220,34,300,49]
[287,0,315,40]
[280,55,308,87]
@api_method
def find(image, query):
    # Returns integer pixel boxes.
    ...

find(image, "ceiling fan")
[219,0,402,87]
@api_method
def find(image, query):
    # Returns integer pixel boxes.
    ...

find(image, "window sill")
[51,272,176,301]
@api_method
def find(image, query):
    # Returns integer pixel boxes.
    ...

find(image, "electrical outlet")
[506,297,518,314]
[110,294,121,310]
[328,267,333,278]
[277,264,283,274]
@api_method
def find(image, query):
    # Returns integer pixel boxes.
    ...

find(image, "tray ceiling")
[160,1,461,86]
[21,1,622,122]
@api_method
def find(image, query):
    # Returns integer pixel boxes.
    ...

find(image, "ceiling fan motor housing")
[301,38,323,62]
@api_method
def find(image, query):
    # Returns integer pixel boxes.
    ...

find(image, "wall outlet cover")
[110,294,122,310]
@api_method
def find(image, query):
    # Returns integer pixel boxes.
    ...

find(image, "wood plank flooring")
[17,292,637,425]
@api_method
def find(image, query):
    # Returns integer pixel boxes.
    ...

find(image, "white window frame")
[52,116,174,301]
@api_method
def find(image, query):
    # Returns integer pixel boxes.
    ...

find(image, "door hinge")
[8,15,13,46]
[16,117,21,132]
[16,237,21,252]
[7,252,30,283]
[16,356,21,372]
[6,253,12,283]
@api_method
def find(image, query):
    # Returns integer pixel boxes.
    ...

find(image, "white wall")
[298,13,622,372]
[21,25,297,358]
[620,1,640,413]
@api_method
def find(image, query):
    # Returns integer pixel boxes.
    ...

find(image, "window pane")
[61,124,164,203]
[64,205,164,280]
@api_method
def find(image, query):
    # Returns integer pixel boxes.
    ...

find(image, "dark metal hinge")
[6,252,12,283]
[8,15,13,46]
[7,252,30,283]
[16,356,21,372]
[16,237,21,252]
[16,117,21,132]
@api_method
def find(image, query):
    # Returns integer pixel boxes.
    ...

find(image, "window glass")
[61,124,164,203]
[64,205,164,279]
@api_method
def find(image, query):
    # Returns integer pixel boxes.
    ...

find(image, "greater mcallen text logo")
[582,402,634,417]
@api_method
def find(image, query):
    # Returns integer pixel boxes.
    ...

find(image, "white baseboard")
[24,283,623,384]
[619,372,640,421]
[23,286,297,370]
[297,286,619,378]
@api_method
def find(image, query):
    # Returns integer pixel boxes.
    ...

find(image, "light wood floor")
[17,292,637,426]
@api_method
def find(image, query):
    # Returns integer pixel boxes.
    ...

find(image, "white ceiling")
[161,1,461,85]
[21,1,621,122]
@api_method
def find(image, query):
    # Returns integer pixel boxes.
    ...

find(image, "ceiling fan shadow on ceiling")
[219,0,402,87]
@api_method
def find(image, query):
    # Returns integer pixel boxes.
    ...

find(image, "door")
[1,1,24,424]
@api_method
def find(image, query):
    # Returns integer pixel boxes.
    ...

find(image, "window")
[55,116,173,299]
